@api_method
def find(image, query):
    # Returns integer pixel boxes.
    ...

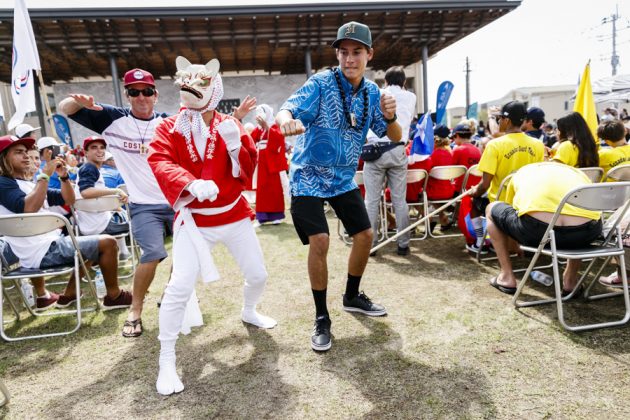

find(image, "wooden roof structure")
[0,1,521,84]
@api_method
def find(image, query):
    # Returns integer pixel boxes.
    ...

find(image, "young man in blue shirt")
[276,21,402,352]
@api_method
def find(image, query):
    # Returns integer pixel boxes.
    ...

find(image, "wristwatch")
[384,114,397,124]
[59,175,70,182]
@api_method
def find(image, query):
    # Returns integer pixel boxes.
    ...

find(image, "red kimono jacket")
[250,124,288,213]
[148,112,256,227]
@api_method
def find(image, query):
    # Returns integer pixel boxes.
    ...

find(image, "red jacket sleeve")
[148,119,197,207]
[267,124,289,173]
[233,118,257,188]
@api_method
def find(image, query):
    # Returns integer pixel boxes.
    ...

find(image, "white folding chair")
[460,164,483,194]
[0,239,20,325]
[400,169,429,241]
[0,213,96,341]
[512,182,630,332]
[71,195,137,280]
[424,165,467,238]
[379,169,428,242]
[602,163,630,182]
[579,167,604,183]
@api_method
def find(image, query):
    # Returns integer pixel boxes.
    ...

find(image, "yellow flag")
[573,62,598,142]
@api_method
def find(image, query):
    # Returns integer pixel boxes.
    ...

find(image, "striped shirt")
[69,104,169,205]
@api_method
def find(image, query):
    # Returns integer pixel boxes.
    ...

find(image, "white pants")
[158,218,268,342]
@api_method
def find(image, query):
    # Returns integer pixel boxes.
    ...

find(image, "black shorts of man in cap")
[276,21,403,352]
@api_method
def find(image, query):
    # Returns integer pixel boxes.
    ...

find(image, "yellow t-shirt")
[598,144,630,179]
[505,162,600,220]
[552,141,579,167]
[477,132,545,201]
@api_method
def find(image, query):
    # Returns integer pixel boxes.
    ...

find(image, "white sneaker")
[599,271,623,288]
[466,243,488,255]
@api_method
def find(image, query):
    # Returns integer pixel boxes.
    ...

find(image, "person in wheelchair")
[74,136,130,260]
[485,162,602,296]
[0,135,132,310]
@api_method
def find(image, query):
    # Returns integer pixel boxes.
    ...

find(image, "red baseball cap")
[83,135,107,150]
[123,68,155,87]
[0,135,35,154]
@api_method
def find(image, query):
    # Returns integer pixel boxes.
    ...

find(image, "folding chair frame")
[424,165,467,238]
[70,194,137,280]
[0,213,98,341]
[383,169,429,241]
[512,182,630,332]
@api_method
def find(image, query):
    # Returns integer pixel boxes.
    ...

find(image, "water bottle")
[531,270,553,287]
[94,269,106,299]
[20,279,35,308]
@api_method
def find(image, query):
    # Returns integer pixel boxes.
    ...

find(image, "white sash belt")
[173,195,242,283]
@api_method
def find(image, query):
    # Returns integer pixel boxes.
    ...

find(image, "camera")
[48,145,61,157]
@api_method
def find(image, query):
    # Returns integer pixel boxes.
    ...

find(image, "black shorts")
[490,202,603,248]
[291,189,371,245]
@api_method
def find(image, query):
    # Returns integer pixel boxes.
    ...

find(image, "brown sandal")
[122,318,143,338]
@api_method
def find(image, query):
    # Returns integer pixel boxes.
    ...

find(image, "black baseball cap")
[526,107,545,125]
[500,101,527,124]
[332,21,372,49]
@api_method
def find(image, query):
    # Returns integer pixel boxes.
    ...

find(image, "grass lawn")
[1,214,630,419]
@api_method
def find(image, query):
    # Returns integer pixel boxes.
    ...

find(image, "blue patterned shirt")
[281,68,388,198]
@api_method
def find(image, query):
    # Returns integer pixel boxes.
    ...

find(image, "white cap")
[15,123,41,139]
[104,151,114,161]
[37,136,60,150]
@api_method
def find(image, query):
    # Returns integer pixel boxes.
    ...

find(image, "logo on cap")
[133,70,144,80]
[345,23,356,36]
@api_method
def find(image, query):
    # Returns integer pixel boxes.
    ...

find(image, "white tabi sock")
[156,339,184,396]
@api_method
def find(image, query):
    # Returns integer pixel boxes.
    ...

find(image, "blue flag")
[52,114,73,147]
[410,113,433,163]
[435,81,454,126]
[467,102,478,120]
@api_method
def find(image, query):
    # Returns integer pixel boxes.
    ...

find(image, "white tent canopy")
[592,74,630,103]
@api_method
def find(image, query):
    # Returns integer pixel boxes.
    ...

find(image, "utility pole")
[465,56,470,112]
[602,4,620,76]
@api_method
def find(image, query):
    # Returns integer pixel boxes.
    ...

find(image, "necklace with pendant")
[333,68,369,132]
[132,115,153,155]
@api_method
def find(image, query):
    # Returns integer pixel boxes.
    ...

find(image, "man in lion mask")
[148,57,276,396]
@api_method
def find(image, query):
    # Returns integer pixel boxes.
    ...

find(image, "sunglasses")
[127,87,156,97]
[494,115,504,124]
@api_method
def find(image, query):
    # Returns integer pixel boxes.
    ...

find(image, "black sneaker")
[342,292,387,316]
[397,245,410,256]
[311,315,332,352]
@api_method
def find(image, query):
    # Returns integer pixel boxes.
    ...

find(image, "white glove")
[187,180,219,202]
[217,119,241,152]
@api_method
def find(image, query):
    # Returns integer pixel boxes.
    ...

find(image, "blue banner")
[52,114,73,147]
[467,102,478,120]
[435,81,454,126]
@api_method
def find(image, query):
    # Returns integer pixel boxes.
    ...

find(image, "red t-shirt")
[426,148,455,200]
[452,143,481,191]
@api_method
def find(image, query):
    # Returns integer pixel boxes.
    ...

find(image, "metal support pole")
[421,45,429,113]
[109,55,123,107]
[32,73,47,136]
[305,48,313,79]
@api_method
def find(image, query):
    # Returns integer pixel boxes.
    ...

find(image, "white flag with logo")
[8,0,41,130]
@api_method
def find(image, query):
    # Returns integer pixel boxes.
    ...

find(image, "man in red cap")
[58,68,171,337]
[0,135,131,310]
